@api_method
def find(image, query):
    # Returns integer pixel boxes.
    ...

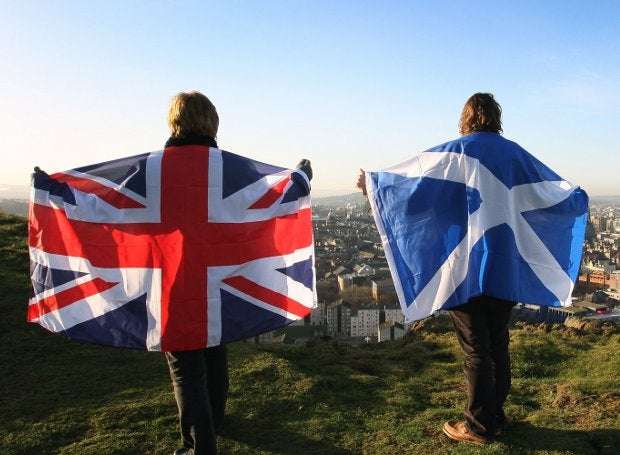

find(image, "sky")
[1,0,619,197]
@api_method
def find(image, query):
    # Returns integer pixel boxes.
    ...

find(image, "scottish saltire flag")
[366,132,588,322]
[27,145,315,351]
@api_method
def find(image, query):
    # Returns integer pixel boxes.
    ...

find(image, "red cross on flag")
[27,142,315,351]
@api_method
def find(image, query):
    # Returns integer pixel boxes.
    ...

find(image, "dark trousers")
[448,296,515,436]
[165,345,229,455]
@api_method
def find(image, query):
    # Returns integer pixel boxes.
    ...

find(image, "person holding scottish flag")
[357,93,588,445]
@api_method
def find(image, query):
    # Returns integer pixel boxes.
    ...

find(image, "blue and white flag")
[366,132,588,322]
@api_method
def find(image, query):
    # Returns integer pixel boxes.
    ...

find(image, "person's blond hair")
[168,91,219,138]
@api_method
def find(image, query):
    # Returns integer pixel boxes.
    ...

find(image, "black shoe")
[174,449,192,455]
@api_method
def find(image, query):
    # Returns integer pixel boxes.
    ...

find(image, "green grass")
[1,213,619,454]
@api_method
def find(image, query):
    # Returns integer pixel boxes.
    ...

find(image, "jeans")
[165,345,229,455]
[448,296,515,436]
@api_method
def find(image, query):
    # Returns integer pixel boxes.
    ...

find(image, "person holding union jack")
[28,88,314,454]
[163,91,312,455]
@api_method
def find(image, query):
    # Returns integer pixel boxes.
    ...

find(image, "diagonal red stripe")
[222,275,311,319]
[51,173,146,209]
[27,277,118,321]
[249,176,291,209]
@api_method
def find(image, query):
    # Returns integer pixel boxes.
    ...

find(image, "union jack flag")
[27,143,315,351]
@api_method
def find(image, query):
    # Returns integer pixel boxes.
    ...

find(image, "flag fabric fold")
[366,132,588,323]
[28,145,315,351]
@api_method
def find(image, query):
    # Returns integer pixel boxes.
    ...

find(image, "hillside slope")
[1,213,619,455]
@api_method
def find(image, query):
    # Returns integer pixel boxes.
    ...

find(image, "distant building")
[350,308,380,337]
[310,302,326,326]
[377,321,405,342]
[546,306,589,324]
[604,289,620,304]
[255,330,285,344]
[349,305,404,338]
[325,265,349,280]
[383,308,404,324]
[357,250,375,260]
[593,289,620,305]
[372,279,396,301]
[353,264,375,276]
[326,300,352,336]
[337,273,369,291]
[337,274,352,290]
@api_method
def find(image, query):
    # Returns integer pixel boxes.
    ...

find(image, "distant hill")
[0,184,29,217]
[1,212,619,454]
[0,184,29,200]
[590,195,620,206]
[314,192,366,207]
[0,199,28,217]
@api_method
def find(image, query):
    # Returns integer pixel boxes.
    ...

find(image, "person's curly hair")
[459,93,502,135]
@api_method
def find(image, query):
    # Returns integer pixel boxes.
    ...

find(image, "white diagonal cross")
[367,151,578,322]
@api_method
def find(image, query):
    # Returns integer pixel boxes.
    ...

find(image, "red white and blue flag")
[27,144,315,351]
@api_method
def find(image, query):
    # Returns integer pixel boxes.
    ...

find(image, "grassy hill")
[1,212,619,455]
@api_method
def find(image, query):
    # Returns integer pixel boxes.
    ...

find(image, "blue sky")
[2,0,619,196]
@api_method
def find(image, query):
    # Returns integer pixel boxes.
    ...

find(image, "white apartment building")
[350,308,381,337]
[350,307,405,337]
[383,308,404,325]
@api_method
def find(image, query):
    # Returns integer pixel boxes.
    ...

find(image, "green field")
[1,213,619,454]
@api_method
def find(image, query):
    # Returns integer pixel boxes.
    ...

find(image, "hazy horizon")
[2,181,620,202]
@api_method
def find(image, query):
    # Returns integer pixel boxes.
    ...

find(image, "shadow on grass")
[219,343,391,454]
[502,422,620,454]
[221,412,354,455]
[0,326,170,424]
[217,339,449,454]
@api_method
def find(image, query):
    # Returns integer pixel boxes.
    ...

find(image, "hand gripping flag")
[27,145,315,351]
[366,132,588,323]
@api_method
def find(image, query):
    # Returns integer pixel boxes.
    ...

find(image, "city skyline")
[2,1,619,196]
